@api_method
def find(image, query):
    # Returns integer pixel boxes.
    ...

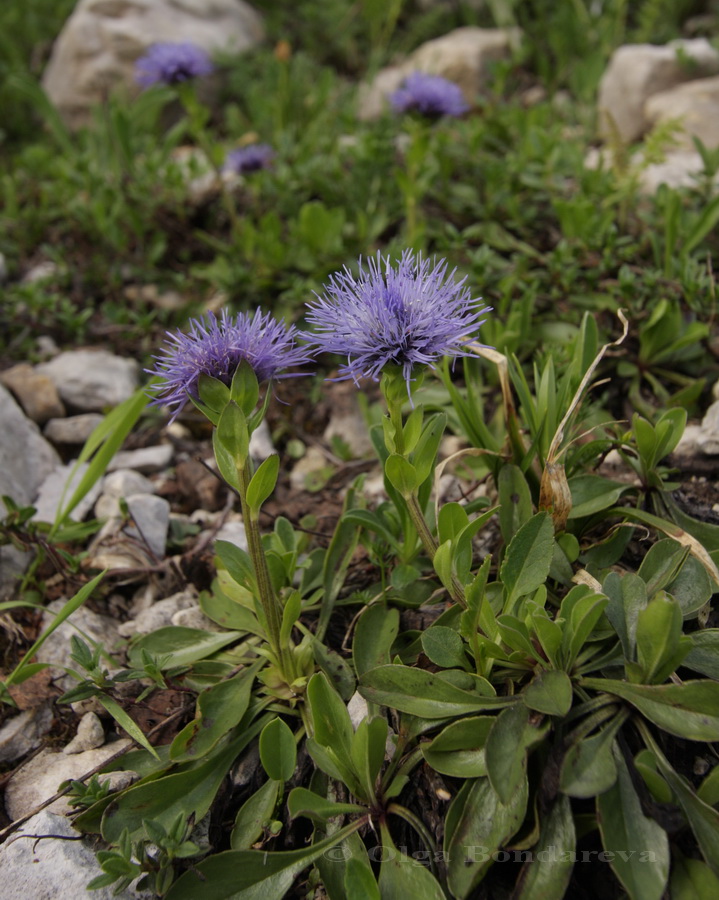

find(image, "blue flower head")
[147,309,312,421]
[389,72,469,118]
[304,251,488,393]
[224,143,276,175]
[135,42,214,88]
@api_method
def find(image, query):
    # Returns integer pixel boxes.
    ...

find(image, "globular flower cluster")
[223,143,276,175]
[303,251,488,391]
[135,42,214,88]
[389,72,469,118]
[147,309,311,420]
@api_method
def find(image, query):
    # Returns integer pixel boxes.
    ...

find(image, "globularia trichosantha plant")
[13,250,719,900]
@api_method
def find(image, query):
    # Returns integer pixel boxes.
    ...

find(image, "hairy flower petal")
[303,251,488,391]
[147,310,312,420]
[135,42,214,88]
[390,72,469,118]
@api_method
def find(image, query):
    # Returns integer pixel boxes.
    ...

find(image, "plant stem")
[237,458,288,672]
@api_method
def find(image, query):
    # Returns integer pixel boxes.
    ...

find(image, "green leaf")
[97,695,159,760]
[596,748,670,900]
[385,454,418,497]
[500,512,554,610]
[170,664,257,761]
[353,604,399,679]
[307,672,354,763]
[635,592,690,684]
[603,571,647,659]
[684,630,719,680]
[580,678,719,741]
[103,716,269,843]
[199,588,263,634]
[287,787,366,822]
[127,627,242,670]
[648,742,719,877]
[378,823,445,900]
[246,454,280,514]
[421,716,493,778]
[698,763,719,806]
[412,412,446,485]
[421,626,468,670]
[359,665,512,719]
[523,669,573,717]
[230,359,260,416]
[318,484,362,639]
[259,717,297,782]
[345,856,381,900]
[231,779,282,850]
[486,704,547,804]
[198,374,230,413]
[216,540,256,591]
[311,637,356,701]
[498,464,533,542]
[567,475,630,519]
[165,819,365,900]
[351,716,387,803]
[671,853,719,900]
[514,794,575,900]
[559,727,622,798]
[445,774,528,899]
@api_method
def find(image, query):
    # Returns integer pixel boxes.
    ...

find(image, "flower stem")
[237,458,287,669]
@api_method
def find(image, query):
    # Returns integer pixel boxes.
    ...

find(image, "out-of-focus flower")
[304,250,488,392]
[135,42,214,88]
[223,143,276,175]
[389,72,469,118]
[147,309,311,420]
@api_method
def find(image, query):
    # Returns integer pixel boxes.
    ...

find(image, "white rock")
[4,741,132,818]
[36,599,121,692]
[698,400,719,455]
[32,461,104,524]
[109,444,174,473]
[94,469,156,519]
[121,493,170,559]
[358,26,521,119]
[44,413,105,445]
[37,350,139,412]
[0,809,140,900]
[118,589,198,636]
[42,0,265,129]
[289,445,330,492]
[213,517,248,551]
[249,418,275,461]
[0,545,33,601]
[347,691,369,728]
[0,705,54,764]
[597,39,719,143]
[22,260,59,283]
[171,605,216,631]
[323,407,374,458]
[644,75,719,150]
[63,711,105,755]
[639,150,710,193]
[0,384,61,506]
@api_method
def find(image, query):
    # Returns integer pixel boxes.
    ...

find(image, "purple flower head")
[223,143,276,175]
[389,72,469,118]
[135,42,214,88]
[304,251,489,393]
[147,309,312,421]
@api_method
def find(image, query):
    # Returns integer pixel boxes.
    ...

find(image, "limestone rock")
[0,363,66,424]
[212,517,248,552]
[0,545,33,600]
[63,711,105,754]
[36,350,139,412]
[118,589,198,636]
[639,150,710,193]
[4,741,132,818]
[358,27,521,120]
[42,0,265,128]
[44,413,105,445]
[0,384,61,507]
[124,493,170,558]
[109,444,174,473]
[597,39,719,144]
[0,704,54,764]
[36,599,121,692]
[644,76,719,150]
[0,809,140,900]
[249,418,275,461]
[32,461,104,524]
